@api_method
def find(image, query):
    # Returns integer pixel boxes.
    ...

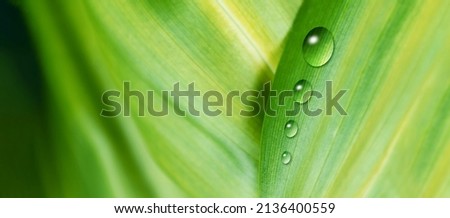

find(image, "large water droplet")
[293,80,312,104]
[284,120,298,138]
[302,27,334,67]
[281,151,292,165]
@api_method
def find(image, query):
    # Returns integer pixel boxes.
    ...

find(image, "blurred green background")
[0,0,48,197]
[0,0,302,197]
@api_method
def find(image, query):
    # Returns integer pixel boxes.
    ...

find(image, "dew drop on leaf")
[293,79,312,104]
[281,151,292,165]
[284,120,298,138]
[302,27,334,67]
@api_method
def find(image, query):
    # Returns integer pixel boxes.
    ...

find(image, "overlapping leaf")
[261,0,450,197]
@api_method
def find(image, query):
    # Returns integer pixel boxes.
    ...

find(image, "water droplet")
[281,151,292,165]
[284,120,298,138]
[302,27,334,67]
[293,80,312,104]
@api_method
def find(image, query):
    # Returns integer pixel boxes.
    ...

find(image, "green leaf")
[22,0,302,197]
[261,0,450,197]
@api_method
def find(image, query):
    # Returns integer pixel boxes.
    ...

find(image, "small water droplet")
[293,80,312,104]
[284,120,298,138]
[303,27,334,67]
[281,151,292,165]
